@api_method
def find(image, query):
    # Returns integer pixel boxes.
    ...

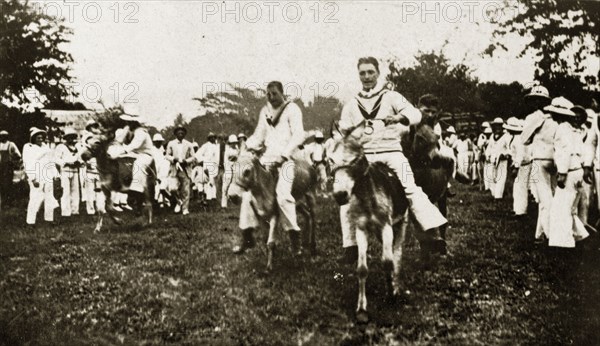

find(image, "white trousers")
[457,152,470,178]
[493,160,508,199]
[484,161,494,191]
[84,172,105,215]
[221,169,233,208]
[239,161,300,231]
[339,151,447,248]
[130,154,153,193]
[532,160,555,240]
[548,169,588,248]
[513,163,531,215]
[27,180,58,224]
[60,170,80,216]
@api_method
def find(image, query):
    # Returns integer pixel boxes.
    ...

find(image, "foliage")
[388,51,481,113]
[0,0,75,107]
[486,0,599,87]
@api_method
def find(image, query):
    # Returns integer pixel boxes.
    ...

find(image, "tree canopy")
[486,0,599,89]
[0,0,75,108]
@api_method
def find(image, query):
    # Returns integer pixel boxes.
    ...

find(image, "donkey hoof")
[356,310,369,324]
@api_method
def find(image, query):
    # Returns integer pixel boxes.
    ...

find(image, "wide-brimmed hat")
[63,128,78,139]
[227,134,238,144]
[29,127,47,140]
[544,97,575,117]
[152,133,165,142]
[0,130,8,136]
[525,85,550,99]
[173,126,187,135]
[492,117,504,125]
[483,127,493,134]
[503,117,523,132]
[119,103,144,123]
[446,126,456,134]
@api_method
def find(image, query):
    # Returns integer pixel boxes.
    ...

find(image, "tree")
[486,0,599,88]
[0,0,75,108]
[387,51,481,113]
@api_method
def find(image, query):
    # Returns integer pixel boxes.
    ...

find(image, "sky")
[40,0,543,127]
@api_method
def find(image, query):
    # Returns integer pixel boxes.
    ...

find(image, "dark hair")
[418,94,439,108]
[267,81,284,93]
[357,57,379,73]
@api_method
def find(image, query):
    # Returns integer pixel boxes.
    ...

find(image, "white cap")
[152,133,165,142]
[525,85,550,99]
[492,117,504,124]
[503,117,523,132]
[227,134,238,143]
[447,126,456,134]
[315,130,324,139]
[481,121,490,128]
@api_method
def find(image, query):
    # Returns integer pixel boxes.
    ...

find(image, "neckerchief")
[356,90,387,120]
[266,101,291,127]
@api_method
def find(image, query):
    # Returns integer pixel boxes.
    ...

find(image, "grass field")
[1,183,600,345]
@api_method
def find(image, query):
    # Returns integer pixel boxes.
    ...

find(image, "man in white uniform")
[233,81,306,254]
[23,128,59,225]
[196,132,221,204]
[337,57,447,262]
[165,126,195,215]
[55,128,83,217]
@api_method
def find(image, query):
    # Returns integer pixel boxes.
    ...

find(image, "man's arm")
[554,124,571,175]
[245,107,267,152]
[165,141,176,163]
[124,128,145,152]
[283,103,305,158]
[389,92,422,126]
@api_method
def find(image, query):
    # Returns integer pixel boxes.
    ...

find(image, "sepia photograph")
[1,0,599,344]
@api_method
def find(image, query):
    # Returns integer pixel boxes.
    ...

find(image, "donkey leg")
[392,212,409,297]
[94,212,104,233]
[381,223,395,298]
[355,228,369,324]
[266,215,278,273]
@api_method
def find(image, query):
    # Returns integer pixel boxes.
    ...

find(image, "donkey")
[227,148,317,272]
[401,124,455,242]
[328,126,410,323]
[81,130,156,233]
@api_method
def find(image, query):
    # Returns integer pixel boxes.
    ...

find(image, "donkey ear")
[330,120,344,138]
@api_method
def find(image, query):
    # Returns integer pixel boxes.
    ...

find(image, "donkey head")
[227,148,263,204]
[327,121,369,205]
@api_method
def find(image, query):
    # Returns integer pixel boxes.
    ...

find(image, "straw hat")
[29,127,47,140]
[503,117,523,132]
[544,97,575,117]
[525,85,550,99]
[120,103,144,122]
[152,133,165,142]
[227,134,238,144]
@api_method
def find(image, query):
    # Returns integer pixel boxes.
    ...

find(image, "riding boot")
[288,230,301,256]
[232,228,256,254]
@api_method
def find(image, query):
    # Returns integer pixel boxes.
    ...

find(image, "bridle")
[330,154,369,179]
